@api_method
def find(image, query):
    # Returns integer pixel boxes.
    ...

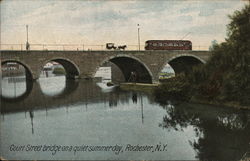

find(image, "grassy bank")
[120,82,159,93]
[52,67,66,75]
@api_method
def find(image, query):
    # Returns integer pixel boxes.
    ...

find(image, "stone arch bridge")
[1,50,211,83]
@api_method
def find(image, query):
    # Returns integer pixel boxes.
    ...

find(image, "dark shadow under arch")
[168,56,204,75]
[106,56,153,83]
[43,59,80,79]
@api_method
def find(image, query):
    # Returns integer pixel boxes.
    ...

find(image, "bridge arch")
[40,57,80,79]
[1,60,34,101]
[159,54,205,77]
[168,54,206,64]
[1,59,33,80]
[95,55,153,83]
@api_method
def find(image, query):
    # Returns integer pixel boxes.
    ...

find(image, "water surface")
[1,76,250,160]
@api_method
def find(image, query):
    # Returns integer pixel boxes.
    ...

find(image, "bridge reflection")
[1,80,148,136]
[1,77,33,102]
[1,80,142,114]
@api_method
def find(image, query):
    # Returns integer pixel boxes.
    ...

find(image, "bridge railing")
[0,43,209,51]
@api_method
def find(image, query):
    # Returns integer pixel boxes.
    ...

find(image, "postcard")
[1,0,249,160]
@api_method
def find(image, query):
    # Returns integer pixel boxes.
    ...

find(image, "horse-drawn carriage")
[106,43,127,50]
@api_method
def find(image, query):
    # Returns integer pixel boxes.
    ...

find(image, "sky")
[0,0,248,50]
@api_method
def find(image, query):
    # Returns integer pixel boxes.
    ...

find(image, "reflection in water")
[140,94,144,124]
[1,76,27,98]
[39,75,66,96]
[158,102,250,161]
[29,110,34,134]
[131,92,145,123]
[132,92,137,103]
[1,77,250,160]
[1,76,33,104]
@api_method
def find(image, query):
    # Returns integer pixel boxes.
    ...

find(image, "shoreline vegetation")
[119,82,159,93]
[52,67,66,75]
[154,74,250,110]
[154,4,250,110]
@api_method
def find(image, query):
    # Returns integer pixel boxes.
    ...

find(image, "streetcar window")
[153,43,157,46]
[163,43,168,46]
[169,43,173,46]
[159,43,163,46]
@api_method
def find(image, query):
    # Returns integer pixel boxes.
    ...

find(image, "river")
[1,75,250,161]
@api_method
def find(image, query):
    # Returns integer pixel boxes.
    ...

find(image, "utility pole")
[26,25,28,42]
[26,25,30,50]
[137,24,140,51]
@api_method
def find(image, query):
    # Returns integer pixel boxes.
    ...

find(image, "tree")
[190,4,250,106]
[209,40,218,51]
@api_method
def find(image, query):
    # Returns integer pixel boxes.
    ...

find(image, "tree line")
[155,4,250,108]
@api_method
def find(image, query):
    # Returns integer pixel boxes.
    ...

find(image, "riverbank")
[154,74,250,110]
[190,97,250,110]
[119,80,250,110]
[119,82,159,93]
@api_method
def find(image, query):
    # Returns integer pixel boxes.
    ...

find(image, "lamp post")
[26,25,28,42]
[137,24,140,51]
[26,25,30,50]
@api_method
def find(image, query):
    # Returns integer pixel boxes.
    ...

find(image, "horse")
[118,45,127,50]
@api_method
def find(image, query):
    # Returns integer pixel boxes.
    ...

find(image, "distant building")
[94,67,111,80]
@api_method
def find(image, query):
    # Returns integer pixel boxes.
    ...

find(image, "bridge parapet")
[0,43,209,51]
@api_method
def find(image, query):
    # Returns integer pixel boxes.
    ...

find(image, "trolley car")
[145,40,192,50]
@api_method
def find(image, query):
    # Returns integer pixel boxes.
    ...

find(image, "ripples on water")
[1,76,250,161]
